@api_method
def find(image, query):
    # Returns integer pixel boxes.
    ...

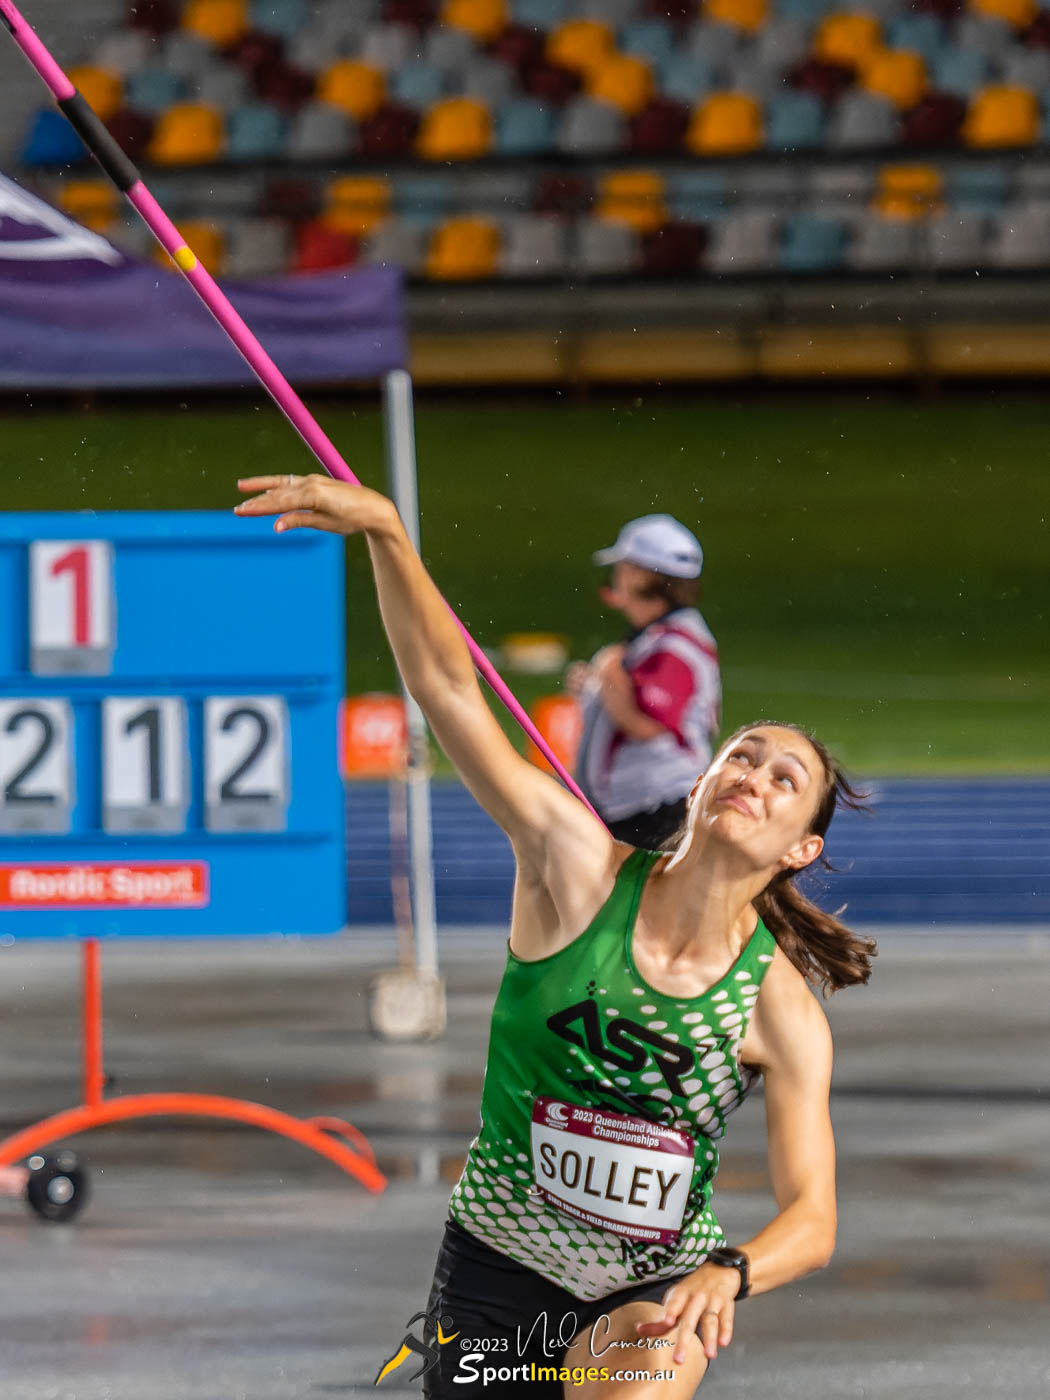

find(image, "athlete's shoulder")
[746,943,832,1073]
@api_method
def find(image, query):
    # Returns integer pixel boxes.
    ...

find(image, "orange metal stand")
[0,940,386,1196]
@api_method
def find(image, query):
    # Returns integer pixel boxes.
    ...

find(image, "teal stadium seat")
[667,168,729,221]
[511,0,568,25]
[396,173,455,225]
[251,0,308,40]
[933,49,992,98]
[392,61,447,108]
[161,32,214,80]
[661,54,715,106]
[226,103,287,160]
[766,91,825,151]
[620,20,675,70]
[886,14,947,66]
[948,163,1010,213]
[496,97,557,154]
[775,0,835,22]
[126,67,187,114]
[780,212,847,270]
[686,23,742,68]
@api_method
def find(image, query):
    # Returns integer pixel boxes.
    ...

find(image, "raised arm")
[235,475,611,881]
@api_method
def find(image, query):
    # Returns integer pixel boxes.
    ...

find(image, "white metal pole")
[382,369,439,978]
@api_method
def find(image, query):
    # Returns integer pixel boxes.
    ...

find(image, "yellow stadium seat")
[317,61,386,121]
[963,85,1039,147]
[58,179,120,233]
[417,98,492,160]
[686,93,762,155]
[156,220,226,275]
[68,67,123,124]
[322,176,392,237]
[814,12,882,69]
[970,0,1037,27]
[181,0,248,48]
[586,54,653,116]
[147,103,224,164]
[441,0,508,42]
[546,20,615,76]
[706,0,769,33]
[425,218,500,280]
[596,170,667,233]
[861,48,926,109]
[871,164,943,219]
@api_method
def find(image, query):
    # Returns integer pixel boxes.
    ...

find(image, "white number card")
[204,696,289,832]
[30,540,115,675]
[102,697,188,834]
[0,698,74,834]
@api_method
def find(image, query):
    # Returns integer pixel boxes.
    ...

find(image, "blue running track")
[346,779,1050,927]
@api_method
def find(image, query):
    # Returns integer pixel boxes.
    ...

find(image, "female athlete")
[235,474,876,1400]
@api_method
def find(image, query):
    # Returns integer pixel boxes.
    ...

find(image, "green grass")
[2,393,1047,775]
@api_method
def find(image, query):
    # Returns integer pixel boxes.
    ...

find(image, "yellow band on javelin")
[172,245,197,272]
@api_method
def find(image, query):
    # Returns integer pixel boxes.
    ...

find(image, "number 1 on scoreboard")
[30,540,115,676]
[102,697,189,834]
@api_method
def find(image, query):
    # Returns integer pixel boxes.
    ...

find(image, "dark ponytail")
[728,721,877,996]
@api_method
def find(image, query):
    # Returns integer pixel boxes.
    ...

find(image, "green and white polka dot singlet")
[448,849,778,1301]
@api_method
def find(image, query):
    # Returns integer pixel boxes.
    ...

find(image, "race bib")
[530,1097,695,1245]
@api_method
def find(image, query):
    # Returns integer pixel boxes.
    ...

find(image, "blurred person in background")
[569,515,721,851]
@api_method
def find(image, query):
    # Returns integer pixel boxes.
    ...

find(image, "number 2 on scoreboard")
[30,540,115,676]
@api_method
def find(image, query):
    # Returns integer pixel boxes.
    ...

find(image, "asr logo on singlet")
[546,1000,732,1100]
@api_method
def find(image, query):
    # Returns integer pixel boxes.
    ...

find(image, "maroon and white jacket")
[575,608,721,822]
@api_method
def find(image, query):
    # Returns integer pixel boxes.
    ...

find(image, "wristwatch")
[706,1246,751,1300]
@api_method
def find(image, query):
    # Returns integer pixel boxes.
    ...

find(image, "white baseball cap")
[593,514,703,579]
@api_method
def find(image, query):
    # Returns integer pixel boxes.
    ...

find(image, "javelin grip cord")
[0,0,599,817]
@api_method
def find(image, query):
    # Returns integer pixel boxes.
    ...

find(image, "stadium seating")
[21,0,1050,281]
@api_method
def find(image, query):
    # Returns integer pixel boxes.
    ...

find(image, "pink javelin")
[0,0,600,817]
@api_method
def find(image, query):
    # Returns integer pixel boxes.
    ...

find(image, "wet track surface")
[0,929,1047,1399]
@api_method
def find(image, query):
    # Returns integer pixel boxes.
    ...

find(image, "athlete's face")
[599,562,667,628]
[686,726,827,876]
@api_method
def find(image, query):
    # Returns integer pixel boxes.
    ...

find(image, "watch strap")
[706,1246,751,1300]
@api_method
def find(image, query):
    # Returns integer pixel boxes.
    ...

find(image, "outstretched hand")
[234,474,396,537]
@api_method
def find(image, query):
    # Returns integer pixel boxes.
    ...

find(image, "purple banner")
[0,174,406,389]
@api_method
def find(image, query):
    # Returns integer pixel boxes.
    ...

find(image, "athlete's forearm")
[599,666,666,740]
[364,508,478,705]
[735,1199,836,1296]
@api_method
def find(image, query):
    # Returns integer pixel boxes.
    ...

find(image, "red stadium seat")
[359,102,420,158]
[1026,10,1050,46]
[641,220,707,276]
[385,0,437,29]
[228,30,285,76]
[106,107,155,158]
[255,61,315,110]
[790,58,856,101]
[522,61,580,103]
[629,97,690,154]
[489,24,546,73]
[126,0,178,33]
[294,221,359,272]
[902,91,966,145]
[533,172,592,215]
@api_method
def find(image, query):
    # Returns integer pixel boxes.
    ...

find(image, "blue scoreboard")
[0,512,346,938]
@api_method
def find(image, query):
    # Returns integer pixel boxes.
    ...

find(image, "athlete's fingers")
[636,1284,684,1336]
[673,1294,711,1365]
[717,1298,734,1349]
[273,511,328,533]
[694,1308,723,1365]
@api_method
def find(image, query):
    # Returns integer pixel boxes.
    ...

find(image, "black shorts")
[605,798,688,852]
[422,1218,691,1399]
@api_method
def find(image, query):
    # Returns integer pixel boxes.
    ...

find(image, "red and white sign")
[530,1096,695,1245]
[0,862,209,909]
